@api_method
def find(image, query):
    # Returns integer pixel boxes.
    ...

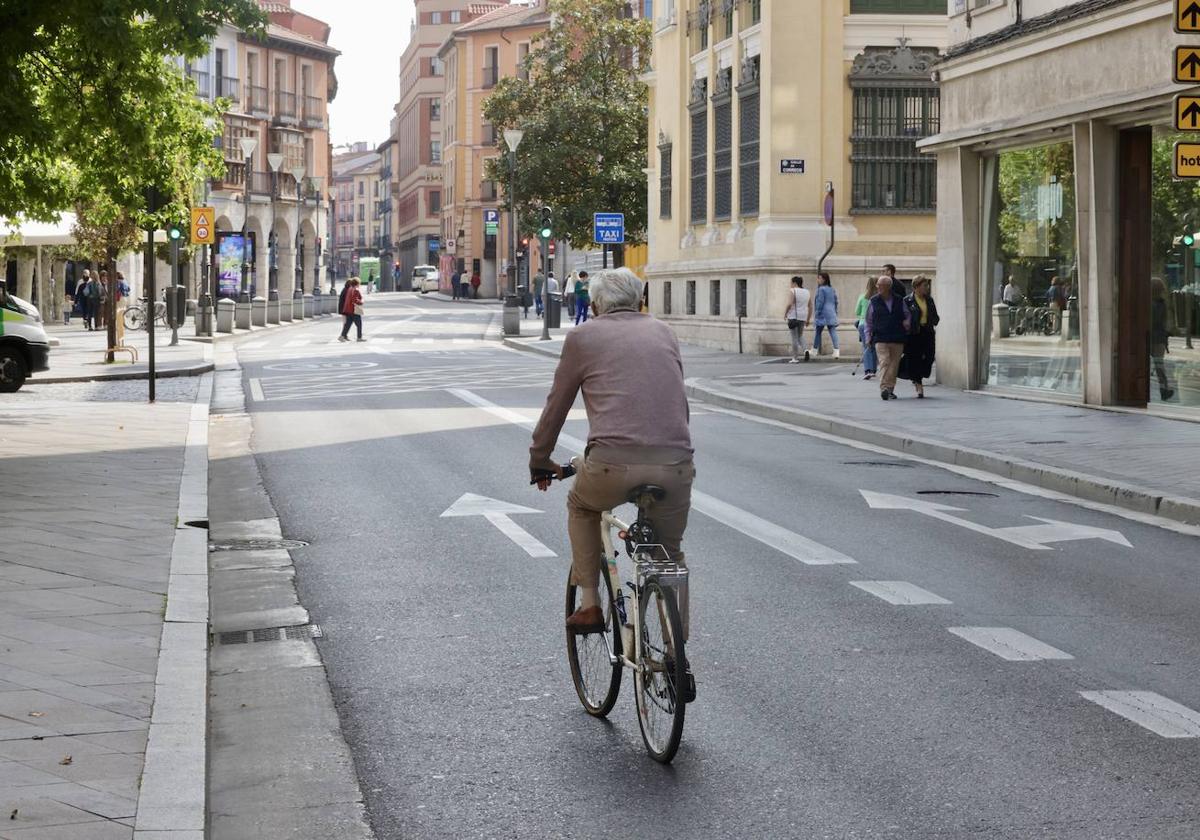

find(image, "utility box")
[503,294,520,336]
[164,285,187,329]
[545,295,562,329]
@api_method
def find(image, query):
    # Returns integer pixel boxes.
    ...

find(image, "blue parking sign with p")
[594,213,625,245]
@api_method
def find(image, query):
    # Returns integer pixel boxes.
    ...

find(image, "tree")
[482,0,652,249]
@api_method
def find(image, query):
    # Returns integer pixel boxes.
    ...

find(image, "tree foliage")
[482,0,652,248]
[0,0,264,224]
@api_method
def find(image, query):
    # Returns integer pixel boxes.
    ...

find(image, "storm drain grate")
[1024,440,1068,445]
[209,539,309,552]
[215,624,322,646]
[842,460,914,468]
[917,490,999,498]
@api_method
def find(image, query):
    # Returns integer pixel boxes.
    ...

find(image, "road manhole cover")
[209,539,310,552]
[263,361,379,372]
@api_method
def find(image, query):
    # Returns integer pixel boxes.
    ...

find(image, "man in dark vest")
[864,274,911,401]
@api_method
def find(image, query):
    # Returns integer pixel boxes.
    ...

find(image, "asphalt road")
[236,293,1200,840]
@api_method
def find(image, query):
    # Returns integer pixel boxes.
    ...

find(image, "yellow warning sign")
[1178,0,1200,33]
[1177,95,1200,131]
[190,206,215,245]
[1176,46,1200,83]
[1174,142,1200,178]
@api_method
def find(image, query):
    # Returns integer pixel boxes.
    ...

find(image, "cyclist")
[530,267,696,698]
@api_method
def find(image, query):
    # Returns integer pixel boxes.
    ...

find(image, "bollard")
[235,300,251,330]
[251,296,267,327]
[992,302,1011,339]
[267,298,280,325]
[303,294,314,319]
[279,296,294,322]
[216,298,235,333]
[503,294,520,336]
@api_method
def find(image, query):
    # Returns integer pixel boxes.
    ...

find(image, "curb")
[31,362,215,385]
[133,372,213,837]
[500,335,565,359]
[684,380,1200,528]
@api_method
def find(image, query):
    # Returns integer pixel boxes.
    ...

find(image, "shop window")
[686,280,696,314]
[983,141,1081,395]
[849,44,939,214]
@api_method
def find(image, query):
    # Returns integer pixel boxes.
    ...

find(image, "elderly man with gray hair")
[864,273,912,400]
[530,268,696,696]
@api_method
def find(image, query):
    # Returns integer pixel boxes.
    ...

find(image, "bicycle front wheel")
[565,568,622,717]
[634,579,686,764]
[123,307,145,331]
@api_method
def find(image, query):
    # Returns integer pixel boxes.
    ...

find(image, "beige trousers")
[876,342,905,392]
[567,451,695,634]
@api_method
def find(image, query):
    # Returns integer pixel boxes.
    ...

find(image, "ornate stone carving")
[713,67,732,96]
[739,53,759,86]
[849,42,940,80]
[689,77,708,105]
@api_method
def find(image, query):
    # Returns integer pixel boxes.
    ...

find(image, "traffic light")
[167,222,184,241]
[1186,232,1197,247]
[539,206,553,240]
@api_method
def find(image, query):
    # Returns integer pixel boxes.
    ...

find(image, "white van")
[412,264,440,294]
[0,285,51,392]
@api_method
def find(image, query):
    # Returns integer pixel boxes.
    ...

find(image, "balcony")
[302,95,324,128]
[189,69,211,98]
[249,171,272,195]
[216,76,241,103]
[213,160,246,191]
[274,91,298,124]
[246,83,268,114]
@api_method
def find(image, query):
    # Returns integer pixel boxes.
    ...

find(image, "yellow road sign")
[1179,0,1200,32]
[1176,95,1200,131]
[1174,142,1200,178]
[1176,46,1200,83]
[190,206,215,245]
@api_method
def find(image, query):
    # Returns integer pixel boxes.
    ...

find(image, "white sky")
[293,1,415,149]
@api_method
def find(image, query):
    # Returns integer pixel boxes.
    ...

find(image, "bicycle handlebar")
[530,463,577,485]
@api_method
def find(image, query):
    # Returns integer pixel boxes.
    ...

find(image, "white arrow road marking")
[448,388,855,565]
[860,490,1130,550]
[249,379,265,402]
[948,627,1074,661]
[440,493,555,558]
[1079,691,1200,738]
[850,581,951,605]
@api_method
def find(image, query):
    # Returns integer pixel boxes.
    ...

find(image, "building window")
[659,140,672,219]
[688,0,710,54]
[850,0,945,12]
[481,122,497,146]
[745,0,761,26]
[480,180,498,201]
[686,280,696,315]
[430,11,442,24]
[450,10,461,22]
[738,54,760,217]
[358,181,364,196]
[710,279,721,316]
[358,203,365,221]
[430,56,444,77]
[736,277,747,317]
[483,46,499,88]
[430,140,442,164]
[429,190,441,214]
[517,42,530,81]
[719,0,733,39]
[430,98,441,121]
[712,68,732,221]
[663,280,672,314]
[849,44,940,214]
[689,77,708,225]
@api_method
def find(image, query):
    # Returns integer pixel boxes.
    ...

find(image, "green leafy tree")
[482,0,652,249]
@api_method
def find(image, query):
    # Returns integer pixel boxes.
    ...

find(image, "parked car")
[0,286,50,392]
[412,265,440,294]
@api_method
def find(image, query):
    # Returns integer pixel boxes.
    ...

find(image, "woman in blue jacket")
[811,272,840,359]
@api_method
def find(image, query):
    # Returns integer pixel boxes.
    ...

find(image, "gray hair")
[589,268,644,315]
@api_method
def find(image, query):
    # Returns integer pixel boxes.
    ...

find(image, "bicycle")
[537,459,690,763]
[122,298,167,332]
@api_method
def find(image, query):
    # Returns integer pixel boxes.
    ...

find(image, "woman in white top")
[783,276,813,363]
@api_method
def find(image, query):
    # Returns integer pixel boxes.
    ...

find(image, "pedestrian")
[1047,276,1065,332]
[564,272,577,318]
[1002,276,1021,305]
[783,275,811,363]
[518,282,531,318]
[459,271,471,300]
[115,272,129,311]
[95,270,110,329]
[79,269,94,330]
[470,270,481,299]
[864,274,911,401]
[810,271,840,359]
[854,276,878,379]
[574,270,590,325]
[450,268,460,300]
[533,270,545,317]
[1151,276,1176,402]
[368,271,375,294]
[62,286,73,326]
[338,278,365,342]
[901,274,939,398]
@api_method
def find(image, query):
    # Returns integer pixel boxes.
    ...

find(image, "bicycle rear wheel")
[565,568,622,717]
[634,579,686,763]
[123,307,144,331]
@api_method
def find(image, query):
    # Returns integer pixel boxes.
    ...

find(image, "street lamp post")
[266,153,284,302]
[502,129,524,300]
[290,165,306,299]
[238,136,258,304]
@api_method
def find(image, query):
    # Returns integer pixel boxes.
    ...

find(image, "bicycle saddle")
[627,484,667,505]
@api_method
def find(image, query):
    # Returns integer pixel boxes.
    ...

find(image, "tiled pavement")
[0,393,195,839]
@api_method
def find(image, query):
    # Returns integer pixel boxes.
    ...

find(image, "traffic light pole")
[540,234,550,341]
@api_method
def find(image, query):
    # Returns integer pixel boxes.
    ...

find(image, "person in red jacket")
[338,278,365,342]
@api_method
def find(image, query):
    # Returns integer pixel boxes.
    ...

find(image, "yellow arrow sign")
[1179,0,1200,32]
[190,206,215,245]
[1174,141,1200,178]
[1176,46,1200,83]
[1177,95,1200,131]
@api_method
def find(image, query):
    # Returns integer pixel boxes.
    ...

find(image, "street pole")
[291,166,306,299]
[540,235,550,341]
[509,152,517,298]
[239,157,251,304]
[146,228,157,403]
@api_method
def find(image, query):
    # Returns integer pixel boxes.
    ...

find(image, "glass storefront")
[984,141,1081,394]
[1149,130,1200,409]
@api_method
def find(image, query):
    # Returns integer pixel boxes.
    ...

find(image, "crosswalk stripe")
[284,339,309,348]
[1079,691,1200,738]
[948,627,1073,661]
[850,581,951,605]
[413,338,434,344]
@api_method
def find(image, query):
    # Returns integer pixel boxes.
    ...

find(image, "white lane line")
[447,388,856,566]
[850,581,952,605]
[1079,691,1200,738]
[412,338,435,344]
[485,513,556,558]
[452,338,476,344]
[249,379,265,402]
[947,627,1074,661]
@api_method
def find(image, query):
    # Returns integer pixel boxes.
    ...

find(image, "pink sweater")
[530,311,692,471]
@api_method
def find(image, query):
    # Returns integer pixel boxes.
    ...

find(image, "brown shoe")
[566,605,605,634]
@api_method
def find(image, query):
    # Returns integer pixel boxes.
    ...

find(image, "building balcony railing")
[213,160,246,191]
[274,91,298,123]
[216,76,240,103]
[189,69,211,97]
[249,170,272,195]
[302,95,324,128]
[246,83,268,114]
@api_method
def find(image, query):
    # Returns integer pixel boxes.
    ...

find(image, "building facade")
[331,145,383,282]
[646,0,945,353]
[200,1,338,303]
[925,0,1199,415]
[438,2,551,297]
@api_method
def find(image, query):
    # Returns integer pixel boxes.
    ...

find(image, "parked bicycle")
[538,459,690,763]
[122,298,168,332]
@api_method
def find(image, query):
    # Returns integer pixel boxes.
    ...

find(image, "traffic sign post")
[190,206,214,245]
[1173,4,1200,178]
[593,213,625,246]
[483,208,500,237]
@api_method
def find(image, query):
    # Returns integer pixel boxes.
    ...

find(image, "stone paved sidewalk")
[0,382,201,839]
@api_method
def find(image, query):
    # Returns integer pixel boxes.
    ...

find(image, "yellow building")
[646,0,945,354]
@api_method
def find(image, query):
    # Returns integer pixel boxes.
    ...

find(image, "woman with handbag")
[901,274,939,398]
[338,278,365,342]
[783,276,812,363]
[810,272,840,359]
